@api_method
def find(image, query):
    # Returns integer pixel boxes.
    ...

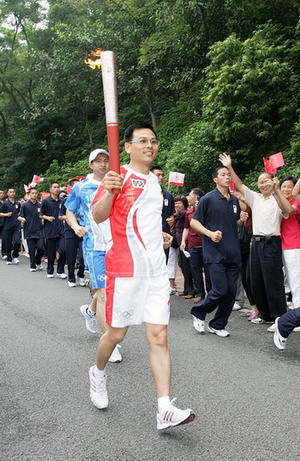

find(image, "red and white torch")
[85,49,120,174]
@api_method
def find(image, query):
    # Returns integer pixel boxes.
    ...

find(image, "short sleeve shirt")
[184,207,202,248]
[65,176,110,251]
[40,196,64,239]
[20,200,43,239]
[281,198,300,250]
[242,185,282,236]
[162,190,175,233]
[193,188,241,264]
[1,200,21,230]
[92,165,167,277]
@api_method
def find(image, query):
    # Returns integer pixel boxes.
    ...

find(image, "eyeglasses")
[128,138,159,146]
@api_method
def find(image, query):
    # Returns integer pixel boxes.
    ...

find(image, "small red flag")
[263,158,277,175]
[269,152,284,169]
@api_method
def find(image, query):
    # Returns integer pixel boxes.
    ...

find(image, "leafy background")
[0,0,299,195]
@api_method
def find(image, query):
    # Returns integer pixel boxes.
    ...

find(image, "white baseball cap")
[89,148,109,163]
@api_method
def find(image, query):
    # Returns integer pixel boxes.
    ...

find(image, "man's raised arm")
[218,153,244,193]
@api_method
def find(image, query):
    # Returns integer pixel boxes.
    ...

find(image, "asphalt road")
[1,256,300,461]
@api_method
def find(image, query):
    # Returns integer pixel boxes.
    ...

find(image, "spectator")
[181,188,211,304]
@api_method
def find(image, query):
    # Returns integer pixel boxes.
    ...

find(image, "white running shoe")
[207,326,230,337]
[2,255,7,260]
[67,281,77,287]
[267,323,276,333]
[30,268,37,272]
[6,261,12,265]
[108,345,122,363]
[58,273,67,279]
[47,274,54,278]
[13,258,19,264]
[156,398,195,430]
[77,277,86,286]
[36,265,43,271]
[192,315,205,334]
[89,366,108,409]
[232,303,242,311]
[80,304,99,333]
[273,317,287,350]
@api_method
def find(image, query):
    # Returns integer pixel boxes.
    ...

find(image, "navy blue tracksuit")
[40,196,66,275]
[1,199,21,262]
[20,200,44,269]
[191,188,241,330]
[60,198,84,283]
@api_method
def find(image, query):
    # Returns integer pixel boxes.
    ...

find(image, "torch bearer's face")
[125,128,159,169]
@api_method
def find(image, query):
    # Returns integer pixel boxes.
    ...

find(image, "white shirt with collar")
[243,185,283,236]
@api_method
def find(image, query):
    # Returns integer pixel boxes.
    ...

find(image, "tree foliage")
[0,0,299,196]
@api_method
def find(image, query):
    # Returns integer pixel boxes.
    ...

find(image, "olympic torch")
[85,49,120,174]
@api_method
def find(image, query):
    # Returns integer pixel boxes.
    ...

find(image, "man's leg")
[188,247,206,299]
[191,263,228,321]
[89,325,128,409]
[260,237,286,319]
[250,240,271,321]
[56,236,66,275]
[144,323,171,397]
[96,325,128,370]
[36,239,44,266]
[210,263,240,330]
[46,238,56,274]
[65,237,77,282]
[27,239,37,269]
[4,229,13,262]
[11,228,21,259]
[278,307,300,338]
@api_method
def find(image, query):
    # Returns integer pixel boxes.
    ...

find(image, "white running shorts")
[105,273,170,327]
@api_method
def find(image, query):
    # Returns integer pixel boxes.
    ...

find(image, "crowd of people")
[0,122,299,429]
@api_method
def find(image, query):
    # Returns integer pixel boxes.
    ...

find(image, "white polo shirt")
[242,185,283,236]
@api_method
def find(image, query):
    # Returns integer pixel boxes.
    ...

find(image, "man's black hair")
[190,188,205,200]
[124,123,157,143]
[151,165,164,172]
[212,165,229,179]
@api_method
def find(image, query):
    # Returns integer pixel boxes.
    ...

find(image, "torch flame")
[85,49,104,69]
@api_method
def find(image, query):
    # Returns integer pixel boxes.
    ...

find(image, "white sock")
[87,306,96,317]
[158,396,170,412]
[94,366,106,378]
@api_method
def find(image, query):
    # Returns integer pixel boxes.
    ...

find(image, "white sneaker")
[156,398,195,430]
[207,326,230,337]
[13,258,19,264]
[6,261,12,265]
[169,287,176,295]
[232,303,242,311]
[67,281,77,287]
[58,273,67,279]
[89,366,108,409]
[267,323,276,333]
[36,265,43,271]
[293,326,300,332]
[80,304,99,333]
[77,277,86,287]
[274,317,287,350]
[192,315,205,334]
[108,345,122,363]
[2,255,7,260]
[30,268,37,272]
[47,274,54,278]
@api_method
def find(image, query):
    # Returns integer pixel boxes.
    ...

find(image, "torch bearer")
[85,49,120,174]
